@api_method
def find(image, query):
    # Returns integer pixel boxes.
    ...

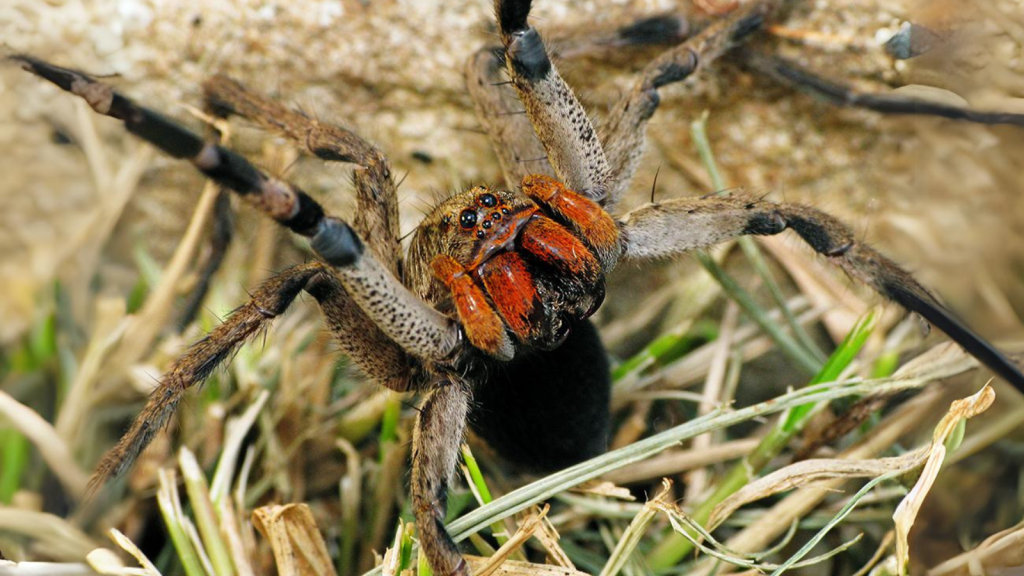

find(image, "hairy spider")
[12,0,1024,573]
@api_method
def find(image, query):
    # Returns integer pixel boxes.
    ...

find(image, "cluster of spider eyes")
[459,193,513,239]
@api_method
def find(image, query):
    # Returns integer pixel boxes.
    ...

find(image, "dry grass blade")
[462,560,590,576]
[252,503,337,576]
[105,528,160,575]
[600,480,673,576]
[601,439,759,485]
[852,531,894,576]
[708,448,929,529]
[688,386,947,575]
[53,297,128,444]
[0,561,98,575]
[893,384,997,576]
[0,510,97,561]
[85,548,131,575]
[532,512,574,570]
[472,505,549,576]
[0,391,89,498]
[569,481,634,501]
[928,521,1024,576]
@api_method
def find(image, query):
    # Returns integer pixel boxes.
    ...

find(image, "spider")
[11,0,1024,573]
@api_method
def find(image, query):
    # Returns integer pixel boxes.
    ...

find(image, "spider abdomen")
[471,319,612,472]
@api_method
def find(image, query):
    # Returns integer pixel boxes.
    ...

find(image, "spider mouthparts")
[469,207,538,269]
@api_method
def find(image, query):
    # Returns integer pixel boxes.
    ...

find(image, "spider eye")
[479,193,498,208]
[459,209,478,229]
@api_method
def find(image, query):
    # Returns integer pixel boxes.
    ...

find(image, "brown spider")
[11,0,1024,573]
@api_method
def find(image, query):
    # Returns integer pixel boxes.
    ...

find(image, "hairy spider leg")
[466,8,699,192]
[617,195,1024,391]
[93,262,321,489]
[496,0,612,201]
[13,55,473,489]
[203,75,403,272]
[412,380,472,576]
[597,0,781,208]
[466,48,553,191]
[12,55,457,360]
[17,55,489,576]
[496,0,781,209]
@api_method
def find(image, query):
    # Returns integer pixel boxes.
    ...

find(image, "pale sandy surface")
[2,0,1023,343]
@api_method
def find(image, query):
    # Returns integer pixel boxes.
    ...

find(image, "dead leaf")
[893,384,996,576]
[252,503,337,576]
[709,449,929,530]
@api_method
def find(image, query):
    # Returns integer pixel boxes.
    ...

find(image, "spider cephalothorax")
[409,176,618,357]
[12,0,1024,574]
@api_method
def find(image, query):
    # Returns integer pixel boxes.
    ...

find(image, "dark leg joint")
[283,190,326,236]
[507,28,552,81]
[311,218,364,267]
[496,0,533,34]
[651,49,698,89]
[196,145,265,193]
[785,215,843,255]
[618,15,690,46]
[730,11,766,42]
[743,211,787,236]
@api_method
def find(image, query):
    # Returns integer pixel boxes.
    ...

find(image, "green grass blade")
[646,311,877,570]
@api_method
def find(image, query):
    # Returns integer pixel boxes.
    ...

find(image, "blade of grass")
[694,252,821,374]
[338,438,362,576]
[210,390,270,505]
[361,342,978,576]
[0,427,29,504]
[613,322,717,383]
[691,111,826,367]
[600,481,672,576]
[461,444,526,560]
[156,469,207,576]
[769,472,896,575]
[0,390,90,498]
[646,311,877,570]
[179,447,236,576]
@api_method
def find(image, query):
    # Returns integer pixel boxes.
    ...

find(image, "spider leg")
[495,0,612,201]
[92,261,429,493]
[465,11,694,191]
[598,0,780,208]
[741,49,1024,126]
[92,262,325,489]
[618,195,1024,391]
[203,76,403,272]
[412,378,472,576]
[13,55,461,365]
[466,47,554,191]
